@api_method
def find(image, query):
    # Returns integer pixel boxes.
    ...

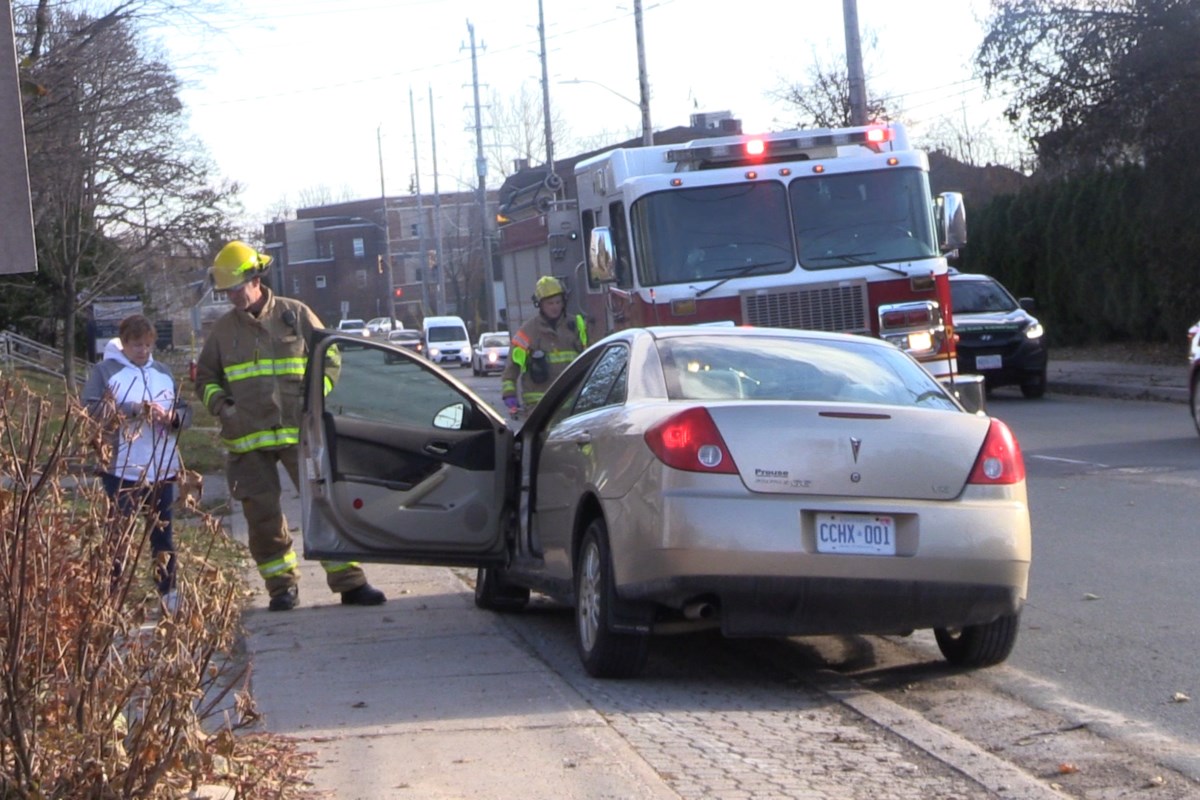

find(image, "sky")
[156,0,1012,227]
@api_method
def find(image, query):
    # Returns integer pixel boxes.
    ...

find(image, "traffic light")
[393,287,403,298]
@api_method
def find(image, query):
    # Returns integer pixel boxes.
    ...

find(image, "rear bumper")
[626,574,1023,636]
[605,481,1030,636]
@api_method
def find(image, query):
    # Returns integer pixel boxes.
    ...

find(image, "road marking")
[1030,455,1110,468]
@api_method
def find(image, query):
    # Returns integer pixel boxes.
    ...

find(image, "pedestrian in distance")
[501,275,588,417]
[195,240,386,612]
[82,314,191,612]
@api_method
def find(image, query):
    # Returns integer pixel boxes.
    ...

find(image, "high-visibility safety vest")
[501,313,587,407]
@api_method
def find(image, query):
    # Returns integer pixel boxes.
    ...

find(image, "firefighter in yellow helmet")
[501,275,588,417]
[195,241,386,611]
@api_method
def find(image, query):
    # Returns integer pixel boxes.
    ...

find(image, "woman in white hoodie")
[82,314,191,607]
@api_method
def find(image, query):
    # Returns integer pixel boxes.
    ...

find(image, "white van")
[421,315,472,368]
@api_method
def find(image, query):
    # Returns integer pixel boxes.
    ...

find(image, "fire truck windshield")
[628,168,938,289]
[792,168,937,268]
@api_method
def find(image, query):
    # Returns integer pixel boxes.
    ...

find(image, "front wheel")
[1191,372,1200,435]
[934,612,1020,667]
[474,566,530,611]
[575,518,648,679]
[1020,371,1047,399]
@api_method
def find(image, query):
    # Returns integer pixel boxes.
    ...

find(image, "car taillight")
[644,407,738,474]
[967,419,1026,485]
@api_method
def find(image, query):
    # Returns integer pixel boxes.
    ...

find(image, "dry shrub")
[0,375,321,798]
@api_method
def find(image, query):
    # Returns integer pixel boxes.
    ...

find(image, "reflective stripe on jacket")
[195,287,340,454]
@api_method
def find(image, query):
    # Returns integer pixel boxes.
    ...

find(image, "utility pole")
[409,88,430,314]
[843,0,868,126]
[467,20,497,332]
[429,85,446,315]
[537,0,555,179]
[377,126,397,321]
[634,0,653,146]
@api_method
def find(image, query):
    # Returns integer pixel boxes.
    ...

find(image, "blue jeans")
[101,474,176,594]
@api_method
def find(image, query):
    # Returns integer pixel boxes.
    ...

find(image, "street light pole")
[467,20,497,333]
[376,125,397,321]
[429,85,446,315]
[559,79,653,146]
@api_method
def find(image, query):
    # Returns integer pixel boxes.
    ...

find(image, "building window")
[356,269,368,288]
[212,290,228,303]
[353,237,365,257]
[316,275,327,289]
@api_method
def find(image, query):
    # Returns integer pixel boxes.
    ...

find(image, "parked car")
[335,318,369,348]
[301,325,1031,679]
[384,329,423,363]
[471,332,510,376]
[1188,319,1200,434]
[950,272,1048,398]
[367,317,398,336]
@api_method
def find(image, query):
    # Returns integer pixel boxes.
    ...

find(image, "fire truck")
[572,122,969,383]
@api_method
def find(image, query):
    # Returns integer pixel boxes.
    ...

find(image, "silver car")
[300,326,1031,679]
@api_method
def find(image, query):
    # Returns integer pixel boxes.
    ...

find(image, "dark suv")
[950,273,1048,399]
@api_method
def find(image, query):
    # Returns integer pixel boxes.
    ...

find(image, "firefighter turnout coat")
[501,311,587,409]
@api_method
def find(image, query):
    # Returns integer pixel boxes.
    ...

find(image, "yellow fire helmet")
[211,240,272,291]
[533,275,565,302]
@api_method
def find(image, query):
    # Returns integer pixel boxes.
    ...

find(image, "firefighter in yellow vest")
[195,241,386,611]
[501,276,588,417]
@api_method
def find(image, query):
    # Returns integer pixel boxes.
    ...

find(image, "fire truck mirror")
[588,227,617,284]
[937,192,967,252]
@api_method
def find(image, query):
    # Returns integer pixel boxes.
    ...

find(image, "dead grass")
[0,375,318,798]
[1052,340,1181,365]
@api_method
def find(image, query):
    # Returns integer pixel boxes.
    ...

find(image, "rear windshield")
[656,335,957,409]
[427,325,468,343]
[481,335,508,348]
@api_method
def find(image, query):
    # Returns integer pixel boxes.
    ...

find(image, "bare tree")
[10,0,239,384]
[769,43,896,130]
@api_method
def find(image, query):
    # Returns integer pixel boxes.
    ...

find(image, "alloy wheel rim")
[578,542,601,652]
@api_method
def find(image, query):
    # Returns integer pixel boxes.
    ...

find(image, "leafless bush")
[0,375,319,798]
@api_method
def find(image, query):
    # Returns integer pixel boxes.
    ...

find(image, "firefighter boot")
[268,586,299,612]
[340,583,387,606]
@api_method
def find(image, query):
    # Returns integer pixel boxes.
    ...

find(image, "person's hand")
[503,396,520,417]
[219,400,237,420]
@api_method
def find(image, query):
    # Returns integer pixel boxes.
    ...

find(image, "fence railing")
[0,331,89,385]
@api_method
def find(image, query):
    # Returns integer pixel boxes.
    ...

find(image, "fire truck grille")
[741,282,870,334]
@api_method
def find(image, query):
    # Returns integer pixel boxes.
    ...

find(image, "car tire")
[934,611,1020,667]
[474,566,530,611]
[1191,372,1200,436]
[575,518,649,679]
[1020,371,1047,399]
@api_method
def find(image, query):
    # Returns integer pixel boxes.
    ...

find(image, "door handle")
[424,441,450,456]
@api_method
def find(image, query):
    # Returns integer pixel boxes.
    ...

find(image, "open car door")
[300,333,513,567]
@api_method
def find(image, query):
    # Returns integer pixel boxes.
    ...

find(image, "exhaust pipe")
[683,601,714,620]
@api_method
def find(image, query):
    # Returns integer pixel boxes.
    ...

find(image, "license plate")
[976,354,1002,370]
[815,513,896,555]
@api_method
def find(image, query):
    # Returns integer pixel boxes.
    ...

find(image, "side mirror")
[588,227,617,284]
[433,402,465,430]
[937,192,967,252]
[1019,297,1037,313]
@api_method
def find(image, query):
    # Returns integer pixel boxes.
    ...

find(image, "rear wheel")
[1020,371,1047,399]
[934,612,1020,667]
[575,518,648,679]
[474,566,530,611]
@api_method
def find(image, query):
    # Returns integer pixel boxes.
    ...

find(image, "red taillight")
[644,407,738,474]
[967,419,1026,485]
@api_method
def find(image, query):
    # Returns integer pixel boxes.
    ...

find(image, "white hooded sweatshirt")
[82,339,191,482]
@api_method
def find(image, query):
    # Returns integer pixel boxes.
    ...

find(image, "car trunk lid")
[709,404,990,500]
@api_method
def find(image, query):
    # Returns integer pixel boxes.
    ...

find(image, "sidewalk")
[1046,358,1188,404]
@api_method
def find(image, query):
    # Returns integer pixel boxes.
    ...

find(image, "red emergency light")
[745,139,765,157]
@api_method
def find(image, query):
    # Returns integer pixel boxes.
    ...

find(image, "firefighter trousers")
[226,446,367,598]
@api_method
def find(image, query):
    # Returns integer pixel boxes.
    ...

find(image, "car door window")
[572,345,629,416]
[324,344,475,430]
